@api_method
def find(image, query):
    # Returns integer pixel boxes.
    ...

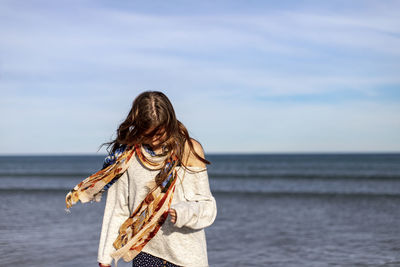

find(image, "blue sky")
[0,0,399,154]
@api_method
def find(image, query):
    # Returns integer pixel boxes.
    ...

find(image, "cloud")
[0,0,399,153]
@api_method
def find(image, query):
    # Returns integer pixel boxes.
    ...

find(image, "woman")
[68,91,217,267]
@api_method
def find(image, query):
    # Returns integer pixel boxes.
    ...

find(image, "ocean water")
[0,153,400,266]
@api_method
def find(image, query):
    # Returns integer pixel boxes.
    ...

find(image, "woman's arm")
[97,170,130,265]
[171,169,217,229]
[170,139,217,230]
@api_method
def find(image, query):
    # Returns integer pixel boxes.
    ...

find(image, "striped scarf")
[65,143,180,266]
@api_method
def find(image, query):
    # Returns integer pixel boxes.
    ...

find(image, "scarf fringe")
[64,143,182,265]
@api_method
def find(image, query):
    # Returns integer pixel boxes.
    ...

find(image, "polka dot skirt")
[132,251,181,267]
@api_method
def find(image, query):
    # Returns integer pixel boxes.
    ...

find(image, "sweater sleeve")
[97,170,130,265]
[170,168,217,230]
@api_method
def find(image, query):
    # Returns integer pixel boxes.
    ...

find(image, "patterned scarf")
[65,143,180,267]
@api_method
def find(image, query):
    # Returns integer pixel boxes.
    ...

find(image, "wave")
[211,173,400,180]
[1,188,400,197]
[214,191,400,198]
[0,172,92,178]
[1,172,399,180]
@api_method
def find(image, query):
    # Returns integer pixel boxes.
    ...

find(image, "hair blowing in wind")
[98,90,211,187]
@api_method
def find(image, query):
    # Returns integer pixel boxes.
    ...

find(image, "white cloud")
[0,0,399,153]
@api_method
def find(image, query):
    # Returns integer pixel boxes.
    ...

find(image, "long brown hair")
[98,91,210,186]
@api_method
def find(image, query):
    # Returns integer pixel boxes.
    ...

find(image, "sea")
[0,153,400,267]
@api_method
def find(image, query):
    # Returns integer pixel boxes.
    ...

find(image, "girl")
[67,91,217,267]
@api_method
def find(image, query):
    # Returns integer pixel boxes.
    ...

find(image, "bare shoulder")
[183,138,206,168]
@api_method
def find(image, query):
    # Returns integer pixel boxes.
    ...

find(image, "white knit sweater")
[97,145,217,267]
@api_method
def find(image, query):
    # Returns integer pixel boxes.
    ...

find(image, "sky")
[0,0,399,155]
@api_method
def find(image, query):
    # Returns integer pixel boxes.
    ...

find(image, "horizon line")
[0,151,399,156]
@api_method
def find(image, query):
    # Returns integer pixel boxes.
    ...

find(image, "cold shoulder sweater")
[97,145,217,267]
